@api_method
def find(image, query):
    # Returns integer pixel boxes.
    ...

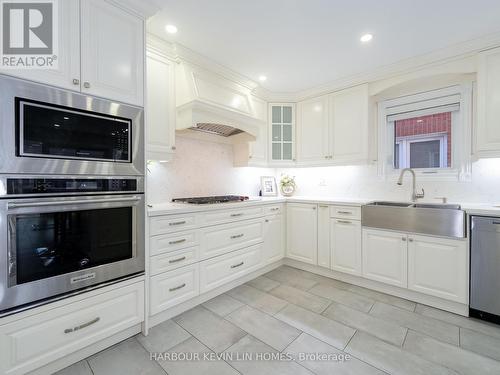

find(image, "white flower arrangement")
[280,174,296,188]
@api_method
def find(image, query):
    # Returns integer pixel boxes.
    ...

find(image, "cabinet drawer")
[203,206,263,225]
[200,218,263,259]
[150,214,200,236]
[199,244,263,293]
[150,247,199,275]
[150,230,199,255]
[264,204,283,216]
[0,282,144,375]
[330,205,361,220]
[150,264,199,315]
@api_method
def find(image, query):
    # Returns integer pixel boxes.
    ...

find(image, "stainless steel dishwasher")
[470,216,500,324]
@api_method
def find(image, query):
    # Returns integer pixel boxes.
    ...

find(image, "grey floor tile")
[346,284,416,312]
[202,294,244,317]
[285,333,387,375]
[460,327,500,361]
[225,334,314,375]
[323,302,407,346]
[275,303,355,350]
[173,305,246,352]
[269,284,331,313]
[157,336,239,375]
[54,360,93,375]
[264,266,318,291]
[309,283,375,313]
[346,331,457,375]
[246,275,280,292]
[226,305,301,351]
[404,330,500,375]
[226,284,288,315]
[137,319,191,353]
[370,302,459,345]
[88,337,166,375]
[415,304,500,340]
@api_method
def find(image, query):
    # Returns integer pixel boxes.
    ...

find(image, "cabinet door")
[297,96,330,163]
[263,215,285,264]
[270,104,295,163]
[248,125,268,166]
[286,203,317,264]
[80,0,144,105]
[408,235,467,303]
[146,51,175,161]
[329,84,369,162]
[331,219,362,275]
[0,0,80,91]
[476,48,500,156]
[362,229,407,287]
[317,205,331,268]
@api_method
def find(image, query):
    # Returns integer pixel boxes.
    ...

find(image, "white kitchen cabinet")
[146,50,176,161]
[81,0,144,106]
[297,95,330,163]
[269,103,295,163]
[248,125,269,166]
[475,47,500,157]
[362,228,408,288]
[408,235,468,303]
[329,84,369,162]
[286,203,318,265]
[330,218,362,276]
[317,205,331,268]
[262,214,285,264]
[0,0,81,91]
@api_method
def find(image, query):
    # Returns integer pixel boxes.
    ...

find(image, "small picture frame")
[260,176,278,197]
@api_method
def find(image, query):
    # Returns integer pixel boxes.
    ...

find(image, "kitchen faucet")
[397,168,425,202]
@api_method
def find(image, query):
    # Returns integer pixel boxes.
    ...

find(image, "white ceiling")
[147,0,500,93]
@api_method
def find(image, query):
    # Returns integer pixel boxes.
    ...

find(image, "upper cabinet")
[269,103,296,164]
[295,84,369,165]
[0,0,144,106]
[475,47,500,157]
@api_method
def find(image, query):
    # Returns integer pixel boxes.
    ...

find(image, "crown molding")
[146,34,177,60]
[105,0,162,19]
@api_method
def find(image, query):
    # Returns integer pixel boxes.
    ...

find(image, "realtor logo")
[1,0,58,69]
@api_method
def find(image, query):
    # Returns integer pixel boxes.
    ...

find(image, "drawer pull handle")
[337,211,353,214]
[230,234,244,239]
[270,208,279,211]
[64,317,100,334]
[231,213,243,217]
[231,261,244,269]
[169,283,186,292]
[169,256,187,263]
[169,239,187,245]
[319,205,329,208]
[337,220,352,224]
[169,221,186,226]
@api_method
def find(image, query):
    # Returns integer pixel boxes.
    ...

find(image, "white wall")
[147,136,275,204]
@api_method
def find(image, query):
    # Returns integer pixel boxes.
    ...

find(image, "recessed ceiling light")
[258,75,267,82]
[165,24,178,34]
[360,33,373,43]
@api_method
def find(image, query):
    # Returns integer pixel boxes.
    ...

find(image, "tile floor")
[56,265,500,375]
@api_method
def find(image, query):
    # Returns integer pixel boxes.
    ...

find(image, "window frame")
[395,133,448,169]
[377,84,473,181]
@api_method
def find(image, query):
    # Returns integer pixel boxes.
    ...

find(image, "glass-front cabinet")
[269,103,295,163]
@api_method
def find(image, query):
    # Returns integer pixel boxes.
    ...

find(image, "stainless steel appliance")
[0,176,145,316]
[0,74,144,176]
[172,195,250,204]
[470,216,500,324]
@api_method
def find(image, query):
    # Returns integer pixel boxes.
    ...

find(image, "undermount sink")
[362,201,465,238]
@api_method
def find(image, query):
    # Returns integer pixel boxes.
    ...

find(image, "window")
[378,84,472,181]
[270,104,294,161]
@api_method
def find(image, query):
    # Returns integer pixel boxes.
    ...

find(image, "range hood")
[175,62,266,144]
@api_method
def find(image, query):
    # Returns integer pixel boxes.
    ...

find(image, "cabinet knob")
[83,82,91,89]
[72,78,80,85]
[402,237,407,241]
[312,206,317,210]
[171,146,176,151]
[408,238,414,242]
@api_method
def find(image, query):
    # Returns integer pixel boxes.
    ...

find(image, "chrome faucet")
[397,168,425,202]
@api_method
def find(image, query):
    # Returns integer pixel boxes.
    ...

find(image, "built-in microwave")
[0,74,144,176]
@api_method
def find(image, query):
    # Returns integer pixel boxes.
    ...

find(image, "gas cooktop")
[172,195,250,205]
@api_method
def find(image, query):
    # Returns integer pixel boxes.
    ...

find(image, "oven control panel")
[6,178,138,195]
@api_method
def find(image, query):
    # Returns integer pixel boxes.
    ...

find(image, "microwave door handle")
[8,196,141,209]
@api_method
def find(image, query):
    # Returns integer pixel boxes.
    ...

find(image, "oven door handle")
[8,196,141,209]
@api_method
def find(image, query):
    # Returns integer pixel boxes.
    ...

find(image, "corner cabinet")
[146,49,176,161]
[286,203,318,264]
[475,47,500,157]
[269,103,296,164]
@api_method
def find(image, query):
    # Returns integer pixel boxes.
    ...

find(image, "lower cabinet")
[330,218,362,276]
[317,205,331,268]
[286,203,318,264]
[408,235,468,303]
[263,214,285,264]
[362,229,408,288]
